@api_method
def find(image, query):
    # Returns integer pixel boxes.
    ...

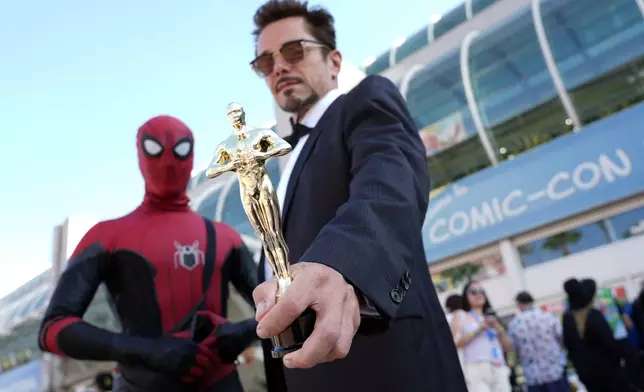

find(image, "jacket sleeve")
[38,224,148,364]
[219,223,258,308]
[300,75,430,322]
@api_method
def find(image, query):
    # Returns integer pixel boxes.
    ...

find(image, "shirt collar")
[299,89,341,128]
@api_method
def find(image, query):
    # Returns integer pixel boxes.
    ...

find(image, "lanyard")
[471,311,502,361]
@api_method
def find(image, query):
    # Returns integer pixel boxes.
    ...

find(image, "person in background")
[628,280,644,355]
[562,278,636,392]
[451,281,513,392]
[38,116,260,392]
[508,291,569,392]
[623,300,640,351]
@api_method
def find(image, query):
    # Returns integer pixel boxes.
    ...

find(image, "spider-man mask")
[137,115,194,199]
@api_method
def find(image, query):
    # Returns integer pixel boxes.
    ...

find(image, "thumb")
[253,279,278,322]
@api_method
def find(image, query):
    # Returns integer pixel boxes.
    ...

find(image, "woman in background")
[451,281,512,392]
[562,278,636,392]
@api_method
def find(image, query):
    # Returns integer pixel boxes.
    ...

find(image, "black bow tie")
[287,118,312,146]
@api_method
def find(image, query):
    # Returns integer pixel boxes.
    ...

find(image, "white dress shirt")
[264,89,342,280]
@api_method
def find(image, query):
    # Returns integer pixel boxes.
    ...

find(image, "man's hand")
[253,262,361,369]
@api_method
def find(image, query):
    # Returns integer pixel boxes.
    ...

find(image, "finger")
[282,300,342,369]
[331,299,359,361]
[257,278,314,338]
[189,365,204,378]
[253,279,278,322]
[201,336,218,350]
[195,352,212,367]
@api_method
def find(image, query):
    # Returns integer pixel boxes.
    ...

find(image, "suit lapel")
[281,98,342,226]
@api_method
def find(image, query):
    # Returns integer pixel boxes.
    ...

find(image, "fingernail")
[257,326,267,338]
[283,356,293,368]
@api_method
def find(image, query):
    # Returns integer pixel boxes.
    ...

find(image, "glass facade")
[397,0,644,189]
[542,0,644,125]
[365,52,390,75]
[472,0,496,15]
[194,158,282,237]
[365,0,500,73]
[196,186,223,221]
[434,4,467,39]
[394,27,428,64]
[406,50,491,188]
[519,205,644,267]
[468,8,571,162]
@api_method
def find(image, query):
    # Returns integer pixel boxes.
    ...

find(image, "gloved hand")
[187,311,259,364]
[137,334,217,383]
[214,318,259,363]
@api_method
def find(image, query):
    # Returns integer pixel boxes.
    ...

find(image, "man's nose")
[273,55,291,76]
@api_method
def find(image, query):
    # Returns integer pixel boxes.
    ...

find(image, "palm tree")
[542,230,582,256]
[441,262,483,288]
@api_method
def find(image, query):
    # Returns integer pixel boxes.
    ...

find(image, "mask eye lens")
[142,138,163,157]
[173,139,192,159]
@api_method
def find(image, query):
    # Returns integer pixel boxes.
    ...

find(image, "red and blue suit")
[38,115,259,392]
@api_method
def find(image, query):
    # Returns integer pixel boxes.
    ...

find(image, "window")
[406,50,492,188]
[519,218,617,267]
[542,0,644,125]
[608,206,644,240]
[196,186,223,221]
[395,27,429,64]
[468,8,572,162]
[434,5,467,39]
[472,0,496,15]
[366,52,390,75]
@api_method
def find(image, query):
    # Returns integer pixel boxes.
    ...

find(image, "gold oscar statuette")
[206,103,316,358]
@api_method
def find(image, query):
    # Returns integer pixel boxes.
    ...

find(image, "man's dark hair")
[252,0,337,50]
[515,291,534,305]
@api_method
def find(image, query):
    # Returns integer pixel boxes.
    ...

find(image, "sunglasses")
[250,39,330,78]
[468,288,485,296]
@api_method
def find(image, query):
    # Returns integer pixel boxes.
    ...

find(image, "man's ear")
[329,49,342,81]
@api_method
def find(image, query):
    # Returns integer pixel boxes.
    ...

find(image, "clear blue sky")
[0,0,459,297]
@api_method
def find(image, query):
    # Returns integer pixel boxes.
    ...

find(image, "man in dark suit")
[249,1,467,391]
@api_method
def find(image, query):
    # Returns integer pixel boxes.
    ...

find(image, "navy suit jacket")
[259,75,466,392]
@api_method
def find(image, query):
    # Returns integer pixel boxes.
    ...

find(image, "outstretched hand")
[253,262,361,369]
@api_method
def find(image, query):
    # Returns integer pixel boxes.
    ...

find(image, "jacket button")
[403,271,411,286]
[390,289,403,304]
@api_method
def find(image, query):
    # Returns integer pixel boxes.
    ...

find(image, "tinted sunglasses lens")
[280,41,305,64]
[252,54,274,77]
[469,289,484,296]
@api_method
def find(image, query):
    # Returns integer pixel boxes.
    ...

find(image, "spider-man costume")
[38,115,259,392]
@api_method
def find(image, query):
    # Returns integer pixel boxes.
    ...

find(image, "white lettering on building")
[427,149,632,245]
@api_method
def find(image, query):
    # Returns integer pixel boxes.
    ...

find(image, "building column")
[460,30,499,165]
[531,0,582,129]
[499,239,526,295]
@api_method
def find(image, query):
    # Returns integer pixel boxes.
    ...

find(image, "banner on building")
[419,111,466,157]
[423,103,644,263]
